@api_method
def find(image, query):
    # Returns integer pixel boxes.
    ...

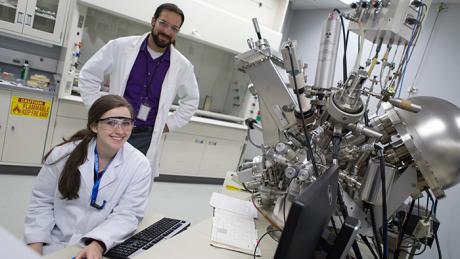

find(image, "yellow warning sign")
[10,96,51,119]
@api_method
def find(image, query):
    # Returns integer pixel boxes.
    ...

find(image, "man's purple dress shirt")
[123,36,170,127]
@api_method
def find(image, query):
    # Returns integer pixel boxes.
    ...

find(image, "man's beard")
[151,28,171,48]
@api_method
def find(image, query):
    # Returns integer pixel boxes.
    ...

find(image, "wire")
[369,205,383,259]
[397,4,427,97]
[375,145,388,259]
[411,3,445,93]
[425,192,430,217]
[333,9,349,82]
[433,199,438,216]
[403,242,427,256]
[434,231,442,259]
[285,45,319,177]
[253,229,282,259]
[393,199,416,259]
[242,182,256,193]
[251,194,282,231]
[361,235,379,259]
[247,127,262,149]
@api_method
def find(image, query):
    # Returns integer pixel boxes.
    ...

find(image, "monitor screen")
[274,164,339,259]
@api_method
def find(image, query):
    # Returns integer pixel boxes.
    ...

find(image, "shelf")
[33,11,56,21]
[0,2,17,10]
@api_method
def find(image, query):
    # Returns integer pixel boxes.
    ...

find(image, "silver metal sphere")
[394,96,460,196]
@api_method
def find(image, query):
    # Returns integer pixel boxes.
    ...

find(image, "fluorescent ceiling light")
[339,0,355,4]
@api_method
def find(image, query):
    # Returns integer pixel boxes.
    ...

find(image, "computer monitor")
[274,164,339,259]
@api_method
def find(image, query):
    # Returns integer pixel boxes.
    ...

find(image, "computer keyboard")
[105,217,191,259]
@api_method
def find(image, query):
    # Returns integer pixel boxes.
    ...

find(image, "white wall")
[197,0,289,31]
[285,3,460,259]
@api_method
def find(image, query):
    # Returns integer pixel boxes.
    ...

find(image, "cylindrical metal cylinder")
[314,11,341,89]
[275,143,298,161]
[360,158,397,205]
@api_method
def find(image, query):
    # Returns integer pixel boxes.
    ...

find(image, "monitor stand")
[326,216,361,259]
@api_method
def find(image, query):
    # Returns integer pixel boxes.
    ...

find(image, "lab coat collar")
[79,139,126,193]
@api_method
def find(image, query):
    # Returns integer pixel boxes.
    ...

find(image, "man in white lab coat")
[79,3,199,178]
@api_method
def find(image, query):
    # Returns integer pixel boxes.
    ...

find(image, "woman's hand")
[75,240,105,259]
[28,243,43,255]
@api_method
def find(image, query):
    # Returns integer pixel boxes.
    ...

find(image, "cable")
[247,127,262,149]
[403,242,427,256]
[333,9,349,82]
[285,45,319,177]
[369,205,383,259]
[425,192,430,217]
[376,145,388,259]
[242,182,256,193]
[393,199,416,259]
[251,194,282,231]
[411,3,445,92]
[361,235,379,259]
[434,231,442,259]
[253,229,282,259]
[433,199,438,216]
[397,4,427,97]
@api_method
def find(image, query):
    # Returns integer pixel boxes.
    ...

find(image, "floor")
[0,169,222,239]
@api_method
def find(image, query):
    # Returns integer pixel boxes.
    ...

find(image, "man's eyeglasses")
[157,18,180,33]
[98,117,134,131]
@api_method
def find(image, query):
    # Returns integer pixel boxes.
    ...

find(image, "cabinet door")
[50,116,86,149]
[21,0,68,44]
[159,132,205,176]
[0,0,27,33]
[2,93,52,165]
[0,90,11,160]
[199,137,243,178]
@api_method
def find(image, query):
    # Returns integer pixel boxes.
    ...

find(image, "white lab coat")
[79,32,200,177]
[24,139,152,255]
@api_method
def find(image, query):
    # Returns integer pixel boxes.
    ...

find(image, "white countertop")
[60,95,247,130]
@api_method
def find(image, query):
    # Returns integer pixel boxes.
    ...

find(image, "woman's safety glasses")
[98,117,134,131]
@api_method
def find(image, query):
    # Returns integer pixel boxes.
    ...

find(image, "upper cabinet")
[77,0,288,53]
[0,0,69,45]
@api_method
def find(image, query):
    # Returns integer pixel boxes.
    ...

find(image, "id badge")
[137,103,151,121]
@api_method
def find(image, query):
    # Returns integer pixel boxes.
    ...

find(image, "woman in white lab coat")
[24,95,152,258]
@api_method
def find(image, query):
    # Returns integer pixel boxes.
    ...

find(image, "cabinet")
[159,120,247,179]
[0,90,10,160]
[0,0,69,45]
[0,90,52,165]
[49,99,87,148]
[77,0,283,53]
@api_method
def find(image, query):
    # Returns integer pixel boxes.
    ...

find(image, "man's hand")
[28,243,43,255]
[75,240,105,259]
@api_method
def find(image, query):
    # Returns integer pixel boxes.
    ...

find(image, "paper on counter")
[210,208,261,256]
[209,192,258,218]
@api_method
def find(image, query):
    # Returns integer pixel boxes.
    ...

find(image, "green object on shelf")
[20,61,30,80]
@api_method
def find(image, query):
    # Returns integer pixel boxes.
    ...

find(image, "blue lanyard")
[90,145,114,210]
